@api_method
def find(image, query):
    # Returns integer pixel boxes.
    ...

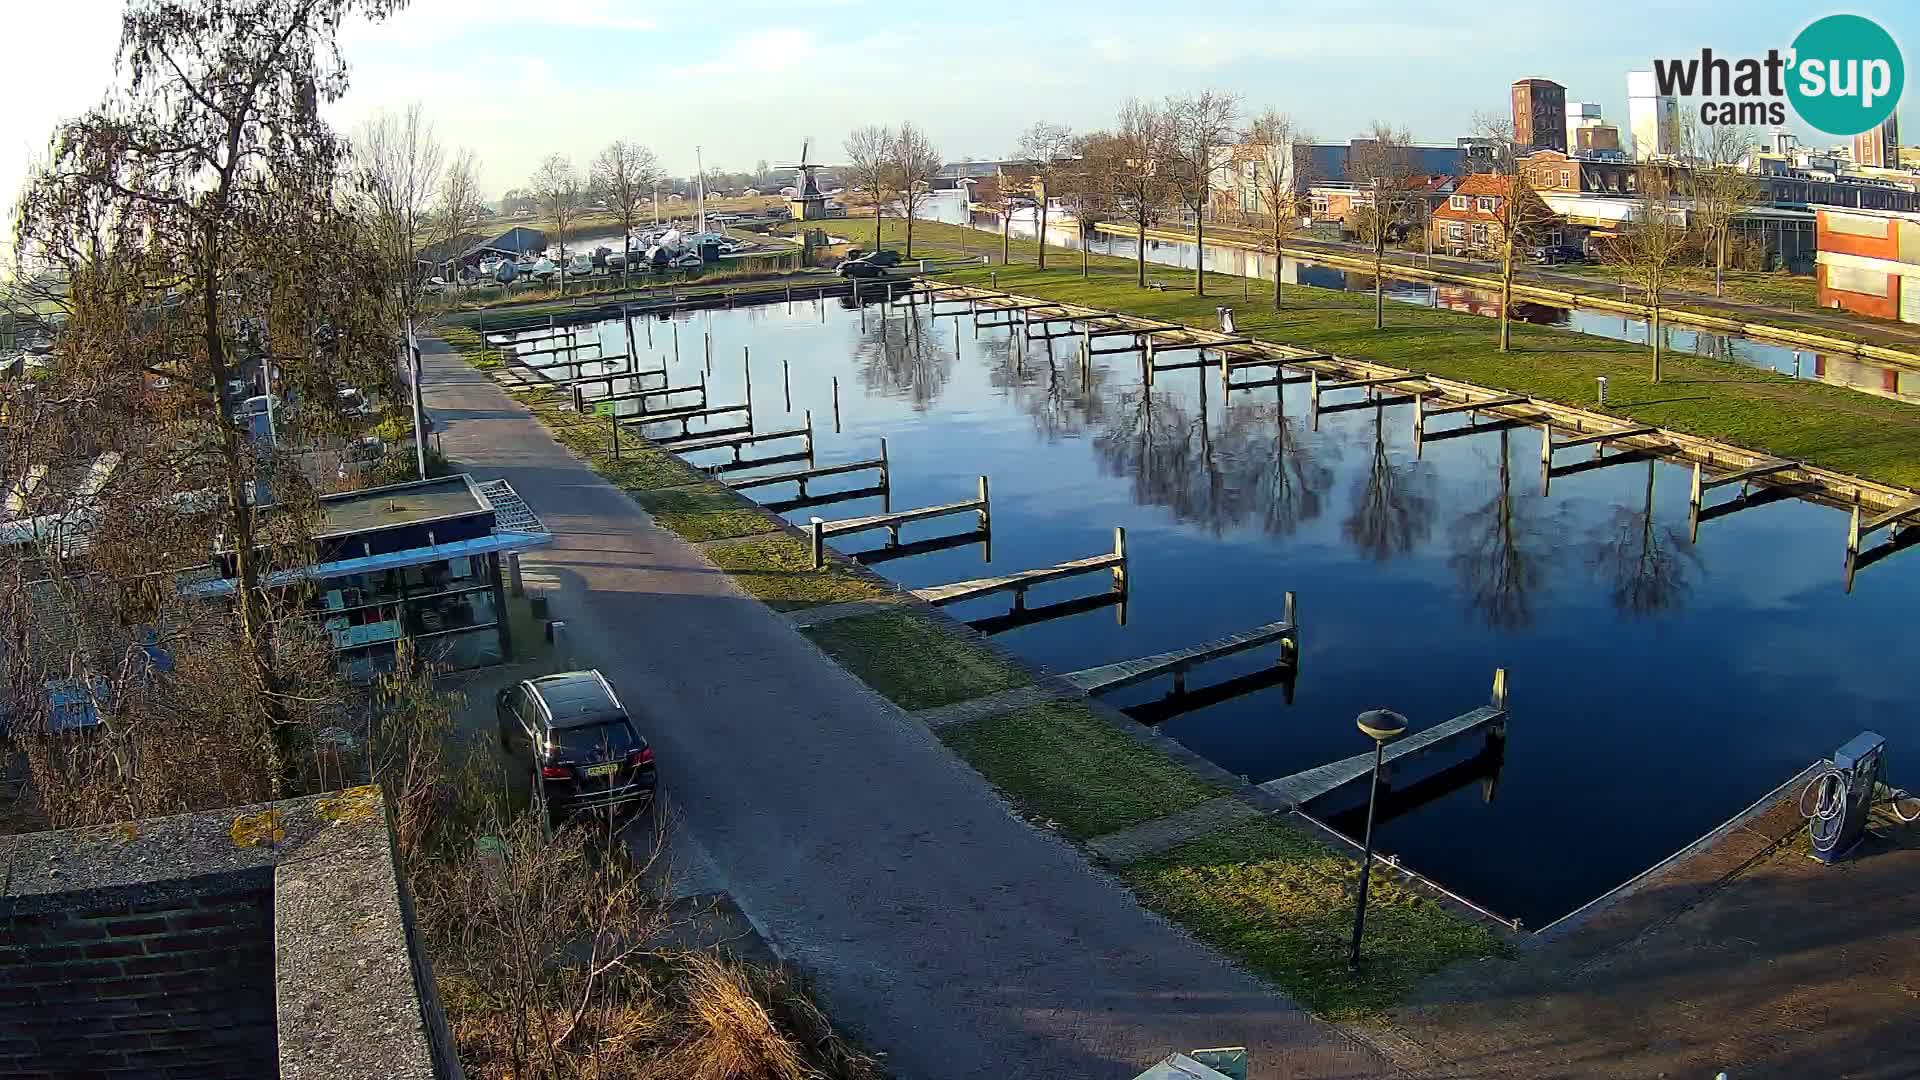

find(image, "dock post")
[1538,423,1555,495]
[622,304,636,366]
[1847,504,1862,560]
[611,415,621,460]
[804,409,814,462]
[977,475,991,530]
[699,369,707,411]
[572,385,584,413]
[743,346,752,412]
[1112,526,1128,592]
[1280,590,1298,669]
[832,377,842,433]
[1411,391,1426,444]
[1490,667,1509,741]
[810,518,825,570]
[783,356,791,412]
[672,319,679,363]
[705,330,712,375]
[787,283,793,311]
[1688,462,1704,543]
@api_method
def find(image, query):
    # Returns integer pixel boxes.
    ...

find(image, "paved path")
[420,340,1387,1080]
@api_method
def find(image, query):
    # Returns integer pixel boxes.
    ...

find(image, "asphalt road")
[420,340,1389,1079]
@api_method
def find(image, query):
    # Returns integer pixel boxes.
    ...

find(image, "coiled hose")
[1800,762,1920,854]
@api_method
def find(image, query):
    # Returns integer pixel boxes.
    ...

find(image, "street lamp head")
[1357,709,1409,742]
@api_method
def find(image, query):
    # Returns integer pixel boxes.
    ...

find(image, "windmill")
[775,138,831,220]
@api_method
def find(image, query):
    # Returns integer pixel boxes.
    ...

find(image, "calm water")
[519,298,1920,926]
[916,190,1920,406]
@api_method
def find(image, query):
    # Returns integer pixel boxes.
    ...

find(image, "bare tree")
[1586,459,1698,616]
[1606,165,1688,382]
[1237,109,1313,308]
[893,121,942,259]
[592,140,663,289]
[10,0,404,796]
[433,148,488,288]
[356,103,445,321]
[530,153,583,295]
[1473,112,1560,352]
[1163,90,1242,296]
[1062,133,1113,280]
[1017,122,1076,272]
[1346,123,1419,329]
[1106,100,1173,288]
[1682,113,1761,296]
[843,124,898,249]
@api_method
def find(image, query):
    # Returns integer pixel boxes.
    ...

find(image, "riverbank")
[434,321,1509,1021]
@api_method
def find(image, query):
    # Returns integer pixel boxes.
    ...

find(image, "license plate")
[584,763,619,778]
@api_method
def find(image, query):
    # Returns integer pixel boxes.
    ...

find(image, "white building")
[1566,101,1603,157]
[1627,71,1679,160]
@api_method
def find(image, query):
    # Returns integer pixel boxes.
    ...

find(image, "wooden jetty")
[911,528,1127,610]
[1846,493,1920,591]
[1687,458,1800,542]
[1259,669,1509,810]
[725,440,889,497]
[967,589,1125,635]
[1538,423,1671,493]
[628,402,753,440]
[811,477,989,567]
[1065,600,1297,696]
[669,413,814,469]
[593,383,706,414]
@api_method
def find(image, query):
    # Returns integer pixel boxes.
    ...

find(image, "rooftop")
[313,475,487,539]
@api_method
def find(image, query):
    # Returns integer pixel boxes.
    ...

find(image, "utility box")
[1813,731,1886,864]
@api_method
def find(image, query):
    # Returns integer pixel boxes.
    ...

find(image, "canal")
[521,295,1920,928]
[906,191,1920,406]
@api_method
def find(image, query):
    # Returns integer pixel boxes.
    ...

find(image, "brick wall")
[1,875,278,1079]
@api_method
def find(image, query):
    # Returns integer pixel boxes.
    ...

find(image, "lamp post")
[1349,708,1408,971]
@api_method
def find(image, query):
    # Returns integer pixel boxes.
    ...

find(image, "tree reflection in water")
[1446,429,1560,630]
[977,330,1113,442]
[1587,458,1701,616]
[851,307,954,411]
[1091,369,1335,537]
[1342,405,1436,561]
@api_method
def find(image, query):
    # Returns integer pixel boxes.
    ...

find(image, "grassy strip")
[939,701,1225,840]
[633,486,782,543]
[802,611,1028,711]
[703,534,890,611]
[814,218,1920,489]
[1124,818,1507,1021]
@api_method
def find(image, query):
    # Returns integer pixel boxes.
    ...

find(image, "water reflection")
[852,308,953,410]
[1586,460,1702,617]
[1448,430,1561,630]
[1342,406,1436,562]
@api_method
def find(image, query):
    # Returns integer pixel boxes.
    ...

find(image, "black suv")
[497,670,657,826]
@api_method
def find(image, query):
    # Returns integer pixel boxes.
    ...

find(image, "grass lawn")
[939,701,1225,840]
[802,611,1028,711]
[633,486,781,543]
[811,218,1920,489]
[702,534,891,611]
[1125,818,1508,1021]
[1553,262,1820,310]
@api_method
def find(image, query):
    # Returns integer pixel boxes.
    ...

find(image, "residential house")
[1429,173,1562,256]
[1813,207,1920,322]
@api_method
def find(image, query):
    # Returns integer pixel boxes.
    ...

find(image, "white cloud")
[341,0,656,49]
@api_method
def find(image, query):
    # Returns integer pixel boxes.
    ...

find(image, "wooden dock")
[1064,602,1297,696]
[1688,458,1799,541]
[1259,669,1509,809]
[627,402,752,439]
[811,477,989,567]
[911,528,1127,609]
[670,413,815,469]
[723,441,888,497]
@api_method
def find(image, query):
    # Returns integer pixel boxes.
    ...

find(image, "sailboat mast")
[695,145,707,235]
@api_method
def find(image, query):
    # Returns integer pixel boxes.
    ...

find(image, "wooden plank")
[913,552,1122,606]
[1259,706,1506,808]
[668,424,809,456]
[596,384,703,406]
[625,403,749,426]
[1418,416,1541,444]
[1318,373,1428,393]
[1148,336,1251,354]
[1064,618,1296,694]
[820,498,986,537]
[1700,459,1797,491]
[1547,449,1658,479]
[1861,494,1920,536]
[1314,393,1418,415]
[1423,394,1530,418]
[702,450,812,475]
[724,457,884,490]
[1552,424,1659,450]
[1085,324,1176,339]
[652,423,752,445]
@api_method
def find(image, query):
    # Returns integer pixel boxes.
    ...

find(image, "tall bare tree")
[433,147,488,285]
[10,0,405,793]
[1107,100,1173,288]
[592,140,662,289]
[1163,90,1241,296]
[1682,114,1761,296]
[1472,113,1560,351]
[1606,165,1688,383]
[1017,122,1076,271]
[843,124,898,249]
[1062,133,1112,280]
[1346,123,1419,329]
[356,103,445,320]
[893,122,941,259]
[530,153,583,295]
[1237,109,1313,308]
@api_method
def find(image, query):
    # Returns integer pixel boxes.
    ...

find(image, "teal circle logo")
[1788,15,1904,136]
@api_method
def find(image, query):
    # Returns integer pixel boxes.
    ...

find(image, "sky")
[3,0,1915,221]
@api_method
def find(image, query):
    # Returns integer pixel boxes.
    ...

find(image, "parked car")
[863,249,903,268]
[837,258,889,279]
[1529,244,1586,265]
[498,670,657,827]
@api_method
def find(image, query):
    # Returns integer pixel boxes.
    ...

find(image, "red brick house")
[1429,173,1561,256]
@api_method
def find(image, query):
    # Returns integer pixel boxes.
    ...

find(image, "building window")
[1472,224,1490,247]
[1310,194,1328,215]
[1560,169,1571,187]
[1450,195,1469,210]
[1448,223,1466,241]
[1477,196,1496,212]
